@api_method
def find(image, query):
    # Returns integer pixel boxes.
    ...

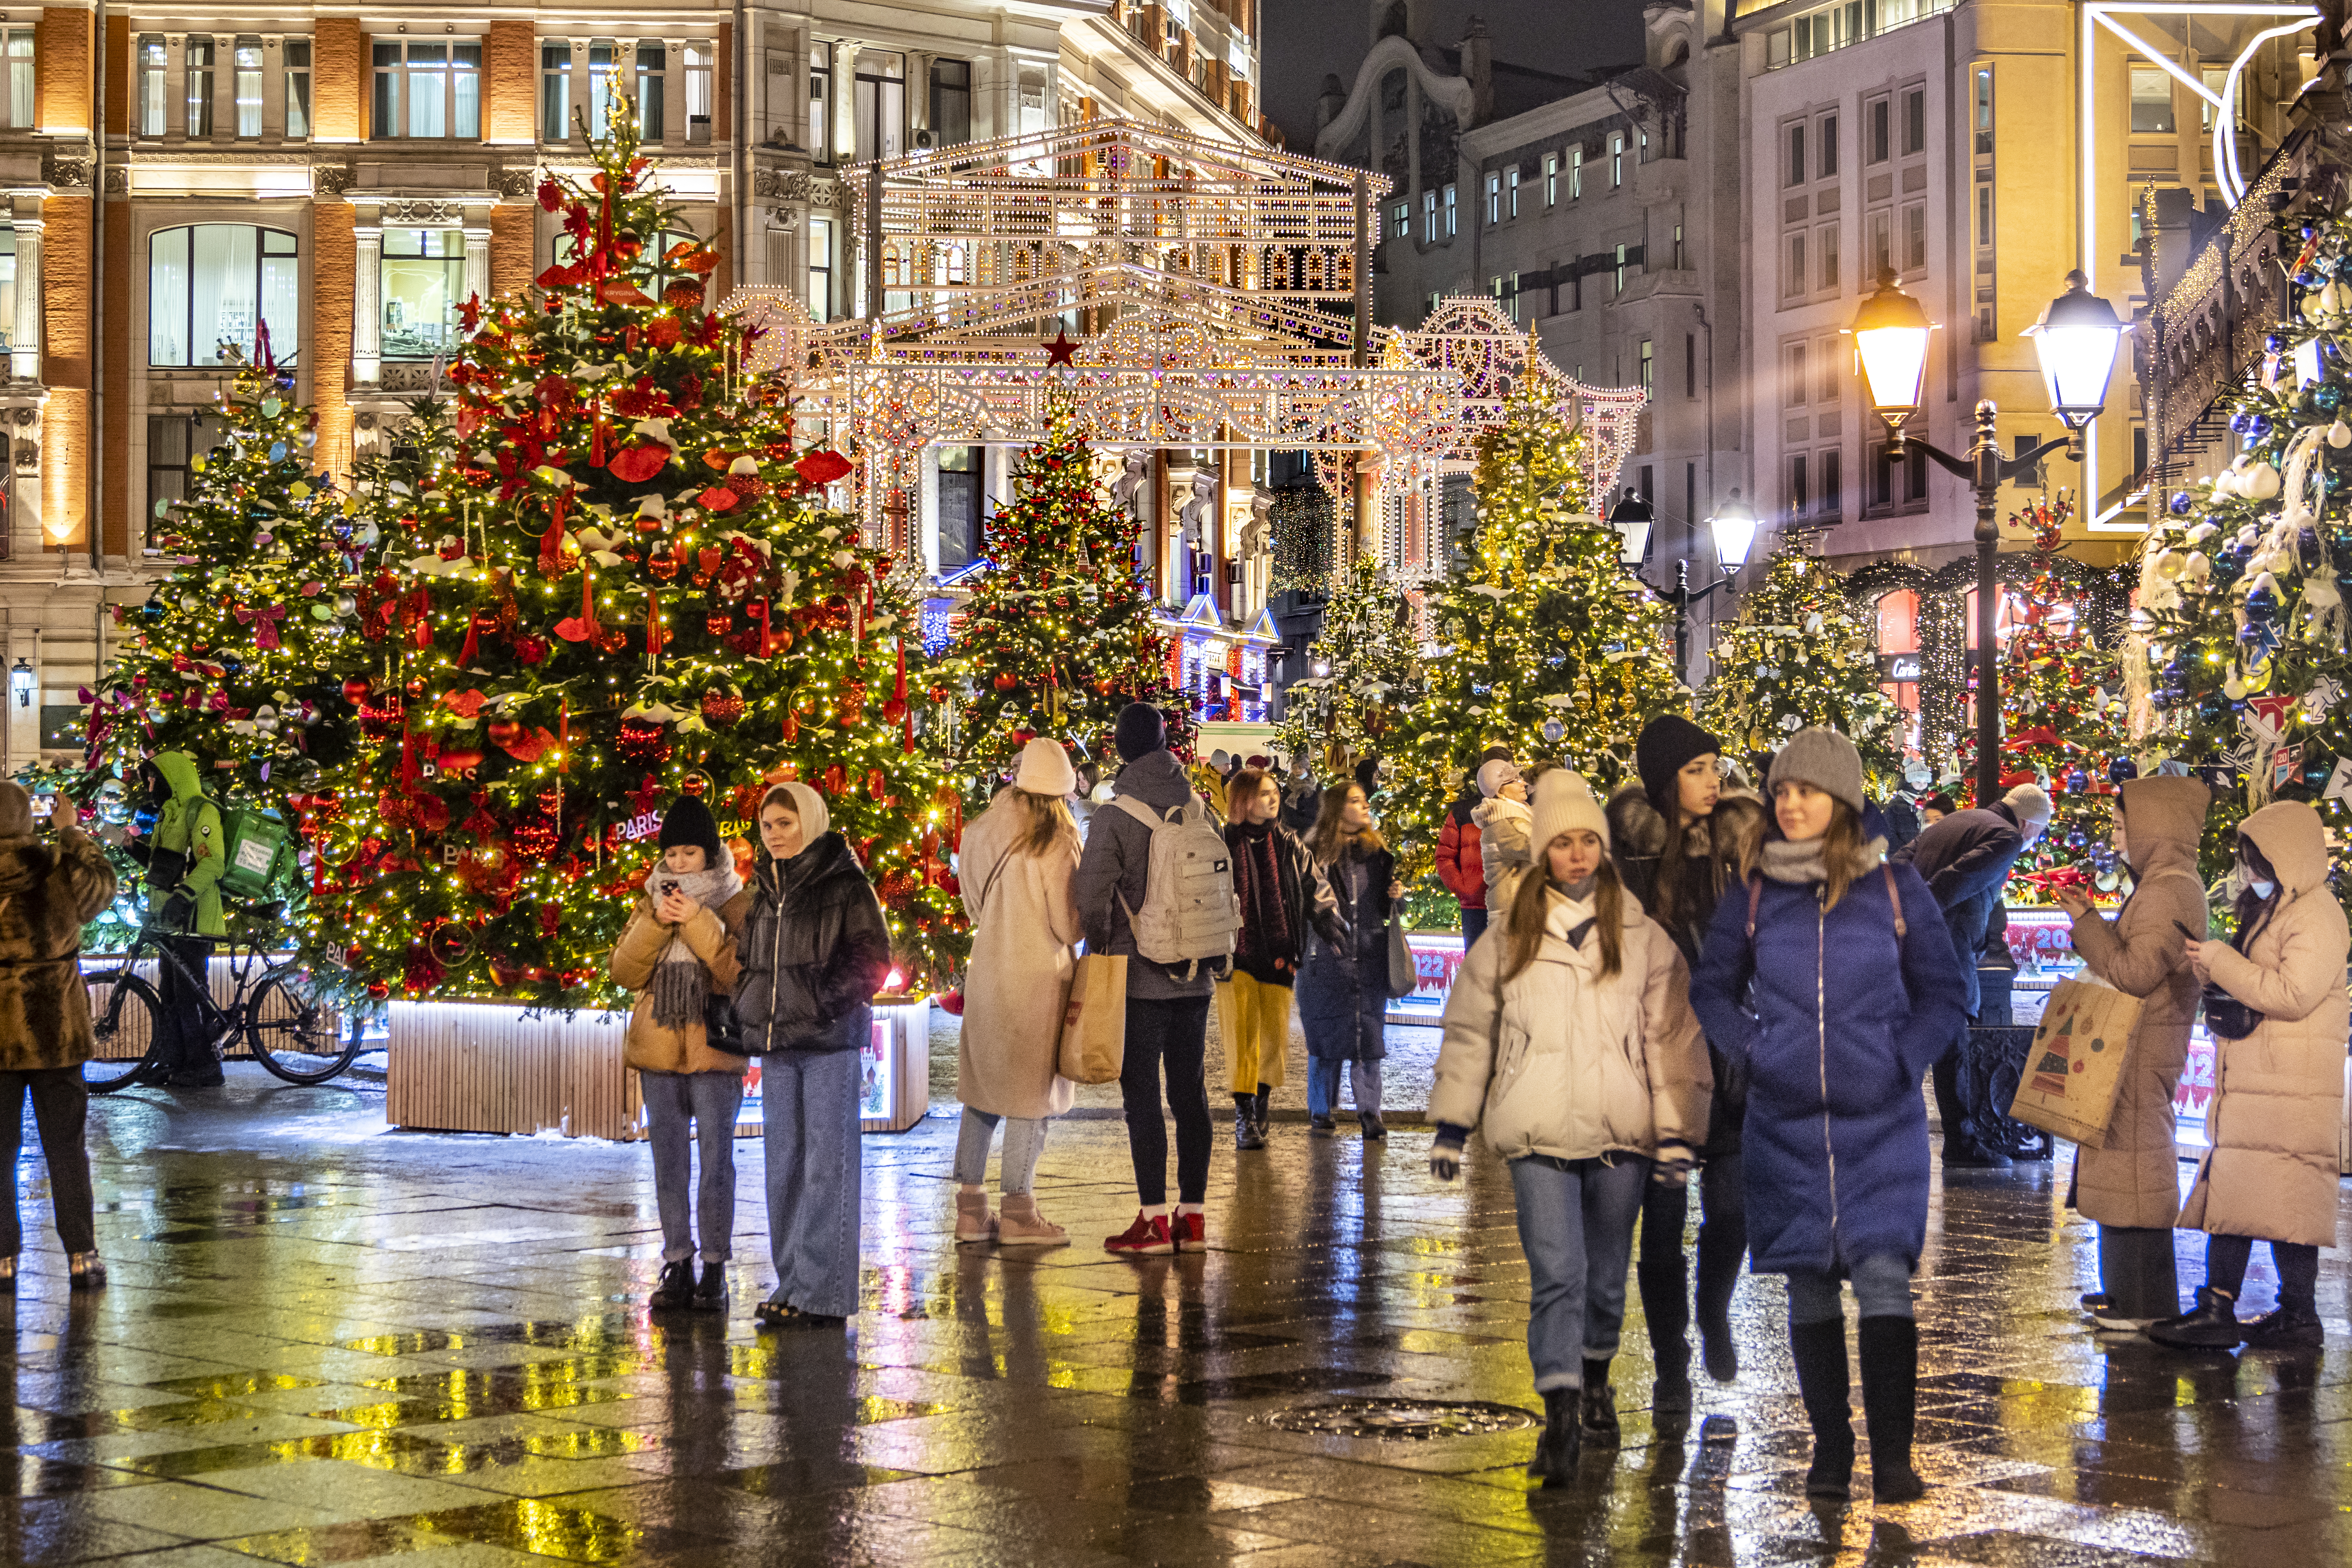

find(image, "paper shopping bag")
[2006,975,2142,1146]
[1057,953,1129,1085]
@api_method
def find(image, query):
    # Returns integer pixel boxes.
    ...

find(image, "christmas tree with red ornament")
[947,406,1190,798]
[297,102,965,1006]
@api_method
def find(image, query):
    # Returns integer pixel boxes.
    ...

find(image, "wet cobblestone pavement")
[6,1062,2351,1566]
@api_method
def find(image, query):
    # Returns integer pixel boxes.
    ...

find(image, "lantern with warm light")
[1708,490,1759,573]
[1846,270,1935,443]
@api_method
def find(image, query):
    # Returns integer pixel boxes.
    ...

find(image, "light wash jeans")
[1785,1251,1914,1323]
[760,1050,862,1318]
[640,1069,746,1264]
[1508,1154,1652,1392]
[1306,1058,1382,1120]
[953,1108,1050,1196]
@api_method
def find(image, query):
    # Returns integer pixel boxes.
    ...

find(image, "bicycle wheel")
[247,969,363,1085]
[82,968,162,1092]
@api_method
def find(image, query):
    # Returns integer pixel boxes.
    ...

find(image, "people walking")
[1893,781,2053,1166]
[1436,745,1511,945]
[2052,777,2212,1332]
[134,752,228,1088]
[1473,760,1535,912]
[1428,769,1712,1485]
[1690,729,1971,1504]
[1078,704,1220,1256]
[0,784,119,1291]
[1608,715,1765,1425]
[1218,766,1344,1150]
[735,781,893,1330]
[952,737,1085,1247]
[1297,780,1403,1139]
[2150,801,2350,1352]
[609,796,748,1312]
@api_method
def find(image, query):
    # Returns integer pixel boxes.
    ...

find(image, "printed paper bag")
[2007,976,2142,1146]
[1057,953,1128,1085]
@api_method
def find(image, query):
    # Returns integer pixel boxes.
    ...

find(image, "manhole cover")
[1260,1398,1537,1439]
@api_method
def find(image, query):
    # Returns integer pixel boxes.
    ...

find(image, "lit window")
[2130,66,2173,134]
[541,40,571,140]
[1422,188,1436,242]
[372,38,483,139]
[380,230,466,358]
[186,36,215,137]
[1390,200,1408,241]
[588,40,620,136]
[1485,172,1500,225]
[808,42,831,161]
[137,35,167,137]
[0,28,33,130]
[284,39,311,139]
[1610,131,1625,188]
[1544,152,1558,206]
[1507,167,1519,220]
[148,225,300,366]
[1639,338,1652,391]
[1570,145,1583,198]
[808,216,833,320]
[851,48,900,160]
[234,36,263,138]
[1443,183,1457,236]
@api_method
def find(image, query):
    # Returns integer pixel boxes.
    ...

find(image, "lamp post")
[1661,489,1757,678]
[1845,268,2126,806]
[1608,488,1654,566]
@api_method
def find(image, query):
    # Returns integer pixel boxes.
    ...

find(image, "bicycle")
[82,911,363,1092]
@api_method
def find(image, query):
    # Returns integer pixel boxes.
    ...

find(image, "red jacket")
[1436,796,1485,909]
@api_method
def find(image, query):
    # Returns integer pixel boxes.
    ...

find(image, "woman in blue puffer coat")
[1690,729,1969,1507]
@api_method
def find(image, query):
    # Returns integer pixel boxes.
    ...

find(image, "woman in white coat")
[952,737,1084,1246]
[1427,770,1713,1485]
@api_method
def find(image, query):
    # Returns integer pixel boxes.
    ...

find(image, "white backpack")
[1111,793,1240,979]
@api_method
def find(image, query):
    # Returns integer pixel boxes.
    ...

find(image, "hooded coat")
[1436,789,1487,912]
[730,832,893,1054]
[0,821,118,1072]
[1471,795,1534,910]
[608,890,750,1076]
[1689,846,1972,1274]
[1297,833,1397,1062]
[2066,777,2210,1230]
[955,790,1082,1120]
[148,750,226,937]
[1073,748,1216,1000]
[2178,802,2351,1249]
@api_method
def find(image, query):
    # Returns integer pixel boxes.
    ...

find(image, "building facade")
[1,0,1264,774]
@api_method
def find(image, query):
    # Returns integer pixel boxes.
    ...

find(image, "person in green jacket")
[135,751,226,1087]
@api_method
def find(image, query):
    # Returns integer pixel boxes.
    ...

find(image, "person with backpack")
[1607,715,1764,1423]
[608,797,748,1312]
[1428,769,1713,1485]
[952,737,1085,1246]
[1436,745,1512,944]
[734,781,893,1330]
[2150,801,2350,1351]
[2051,777,2211,1332]
[1690,728,1970,1504]
[0,783,119,1292]
[1297,780,1402,1139]
[1219,765,1346,1149]
[1076,704,1235,1256]
[132,752,228,1089]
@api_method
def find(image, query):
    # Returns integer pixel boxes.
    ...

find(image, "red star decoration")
[1042,330,1080,367]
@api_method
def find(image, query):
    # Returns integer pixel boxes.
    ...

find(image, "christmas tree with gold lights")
[1272,556,1420,776]
[1700,539,1903,784]
[298,103,964,1005]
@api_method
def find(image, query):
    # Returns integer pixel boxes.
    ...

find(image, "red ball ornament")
[992,671,1017,692]
[342,676,372,705]
[513,634,550,666]
[617,720,673,766]
[706,612,734,637]
[485,716,524,750]
[648,555,681,583]
[701,689,747,728]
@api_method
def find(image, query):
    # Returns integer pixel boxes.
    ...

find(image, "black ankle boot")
[1857,1317,1924,1503]
[1579,1357,1619,1442]
[1253,1087,1272,1138]
[1651,1339,1693,1436]
[1788,1318,1854,1500]
[1234,1099,1264,1150]
[2149,1285,2244,1350]
[1527,1386,1582,1486]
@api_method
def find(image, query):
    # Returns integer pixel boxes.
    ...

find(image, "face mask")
[2249,880,2277,901]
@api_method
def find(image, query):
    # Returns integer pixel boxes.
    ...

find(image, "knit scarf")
[647,863,744,1029]
[1228,822,1295,969]
[1760,835,1888,887]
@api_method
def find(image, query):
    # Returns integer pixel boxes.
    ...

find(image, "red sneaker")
[1104,1212,1174,1256]
[1169,1210,1205,1251]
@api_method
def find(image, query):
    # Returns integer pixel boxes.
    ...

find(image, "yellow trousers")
[1216,972,1293,1094]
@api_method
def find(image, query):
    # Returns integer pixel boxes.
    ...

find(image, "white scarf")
[648,862,743,1028]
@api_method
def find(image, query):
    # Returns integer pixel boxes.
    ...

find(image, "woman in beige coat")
[2151,800,2349,1352]
[2055,775,2211,1331]
[952,737,1083,1247]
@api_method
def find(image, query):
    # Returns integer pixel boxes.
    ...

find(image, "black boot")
[1857,1317,1925,1503]
[693,1261,727,1310]
[2148,1285,2244,1350]
[1651,1338,1693,1436]
[1788,1318,1854,1501]
[1527,1386,1582,1486]
[1234,1097,1265,1150]
[1253,1086,1273,1139]
[1579,1357,1619,1443]
[648,1259,694,1310]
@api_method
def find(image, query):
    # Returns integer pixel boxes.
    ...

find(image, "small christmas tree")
[1272,556,1420,774]
[1700,539,1903,785]
[299,103,964,1005]
[948,410,1190,797]
[1392,379,1683,852]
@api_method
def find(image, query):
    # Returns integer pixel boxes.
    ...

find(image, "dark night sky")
[1259,0,1647,149]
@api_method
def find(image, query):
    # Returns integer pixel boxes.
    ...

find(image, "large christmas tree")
[1272,556,1420,775]
[299,104,963,1005]
[1392,381,1683,851]
[1699,539,1902,784]
[947,411,1190,797]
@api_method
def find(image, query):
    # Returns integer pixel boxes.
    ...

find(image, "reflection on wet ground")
[4,1064,2348,1565]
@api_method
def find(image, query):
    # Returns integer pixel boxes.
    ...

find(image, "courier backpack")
[1110,792,1240,980]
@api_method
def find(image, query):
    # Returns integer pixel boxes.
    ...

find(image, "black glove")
[1430,1124,1469,1182]
[1652,1140,1697,1188]
[157,893,194,932]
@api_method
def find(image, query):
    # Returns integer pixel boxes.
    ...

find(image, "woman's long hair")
[1739,796,1867,910]
[1501,841,1626,983]
[2230,832,2283,948]
[1225,766,1273,826]
[1307,782,1382,863]
[1646,778,1712,931]
[1005,785,1081,863]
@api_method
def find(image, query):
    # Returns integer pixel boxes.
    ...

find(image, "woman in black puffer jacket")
[734,781,892,1332]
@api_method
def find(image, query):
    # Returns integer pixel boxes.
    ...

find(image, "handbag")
[1385,917,1418,1000]
[702,990,758,1057]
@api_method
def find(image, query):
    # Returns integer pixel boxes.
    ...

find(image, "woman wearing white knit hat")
[950,737,1087,1246]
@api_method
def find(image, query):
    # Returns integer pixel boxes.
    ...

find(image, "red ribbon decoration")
[233,603,289,651]
[539,491,570,576]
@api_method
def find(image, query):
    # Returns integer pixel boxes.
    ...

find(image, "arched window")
[148,225,299,366]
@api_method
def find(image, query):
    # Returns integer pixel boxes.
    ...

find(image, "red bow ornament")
[234,603,289,650]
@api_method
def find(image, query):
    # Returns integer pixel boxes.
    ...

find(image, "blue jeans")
[1307,1058,1382,1119]
[1785,1251,1914,1323]
[953,1108,1049,1196]
[641,1069,746,1264]
[1508,1154,1651,1392]
[1460,907,1489,947]
[760,1050,862,1318]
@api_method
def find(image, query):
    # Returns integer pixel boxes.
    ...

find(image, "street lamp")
[1608,488,1653,566]
[1663,489,1759,678]
[1845,268,2127,806]
[8,658,31,711]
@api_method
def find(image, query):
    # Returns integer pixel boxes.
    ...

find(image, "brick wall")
[311,205,355,479]
[37,7,89,133]
[314,18,361,142]
[490,206,535,299]
[486,21,534,145]
[103,199,132,557]
[41,195,89,549]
